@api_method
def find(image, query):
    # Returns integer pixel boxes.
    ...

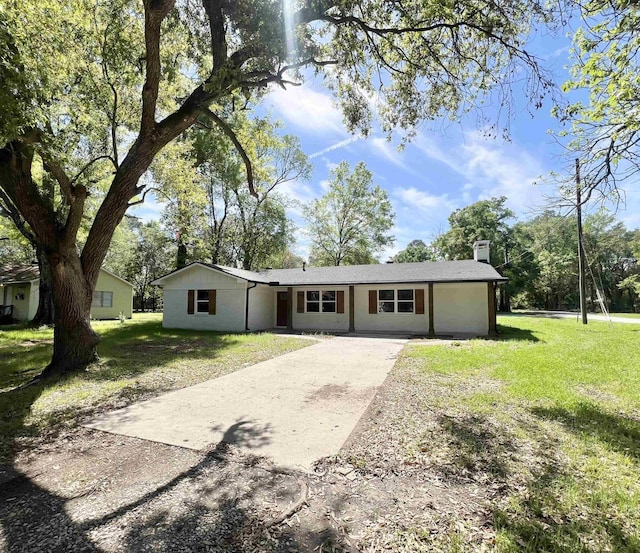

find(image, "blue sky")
[133,24,640,262]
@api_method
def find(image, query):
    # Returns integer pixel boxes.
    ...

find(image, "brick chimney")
[473,240,491,263]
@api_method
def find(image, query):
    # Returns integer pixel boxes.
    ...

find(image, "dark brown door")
[276,291,288,327]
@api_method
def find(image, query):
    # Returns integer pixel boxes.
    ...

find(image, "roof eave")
[269,277,508,287]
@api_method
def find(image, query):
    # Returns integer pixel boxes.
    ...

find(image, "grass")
[610,313,640,319]
[387,315,640,552]
[0,313,313,462]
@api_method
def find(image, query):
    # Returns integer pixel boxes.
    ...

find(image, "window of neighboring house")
[196,290,210,313]
[306,290,336,313]
[92,291,113,308]
[378,289,414,313]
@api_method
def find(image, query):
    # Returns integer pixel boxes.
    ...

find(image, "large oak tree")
[0,0,553,377]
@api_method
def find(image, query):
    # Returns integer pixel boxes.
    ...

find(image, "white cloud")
[128,191,167,222]
[266,85,346,135]
[309,136,361,158]
[394,186,458,213]
[413,130,547,217]
[370,137,407,169]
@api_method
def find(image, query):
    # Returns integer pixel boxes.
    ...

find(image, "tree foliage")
[393,240,439,263]
[305,161,394,266]
[0,0,555,375]
[557,0,640,202]
[157,114,309,270]
[433,197,515,265]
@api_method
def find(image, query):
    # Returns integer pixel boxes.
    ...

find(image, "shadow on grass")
[0,421,344,552]
[0,319,250,462]
[492,463,640,552]
[493,323,542,343]
[532,402,640,463]
[432,405,640,550]
[491,402,640,552]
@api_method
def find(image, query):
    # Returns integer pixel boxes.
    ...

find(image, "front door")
[276,291,288,327]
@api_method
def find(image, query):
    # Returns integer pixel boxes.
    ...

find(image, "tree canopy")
[557,0,640,202]
[393,240,439,263]
[0,0,555,376]
[304,161,394,266]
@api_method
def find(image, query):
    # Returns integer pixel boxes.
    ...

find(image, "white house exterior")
[0,265,134,322]
[152,255,506,337]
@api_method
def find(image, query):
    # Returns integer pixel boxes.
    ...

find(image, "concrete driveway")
[84,336,406,471]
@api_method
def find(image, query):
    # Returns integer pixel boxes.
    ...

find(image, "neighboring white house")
[0,265,134,322]
[151,242,507,337]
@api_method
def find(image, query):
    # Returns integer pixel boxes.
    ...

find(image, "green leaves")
[560,0,640,195]
[304,161,395,266]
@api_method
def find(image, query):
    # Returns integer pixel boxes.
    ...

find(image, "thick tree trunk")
[40,251,100,379]
[31,247,55,326]
[176,234,187,269]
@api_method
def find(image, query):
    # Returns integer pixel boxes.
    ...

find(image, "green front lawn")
[350,315,640,552]
[0,314,313,462]
[344,315,640,553]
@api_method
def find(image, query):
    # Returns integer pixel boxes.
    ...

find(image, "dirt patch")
[305,384,376,406]
[17,339,53,347]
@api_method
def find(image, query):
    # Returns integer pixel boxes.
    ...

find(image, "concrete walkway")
[84,336,406,471]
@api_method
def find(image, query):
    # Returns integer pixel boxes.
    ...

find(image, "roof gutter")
[245,281,258,331]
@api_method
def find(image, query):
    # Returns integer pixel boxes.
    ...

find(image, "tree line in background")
[393,197,640,313]
[5,181,638,314]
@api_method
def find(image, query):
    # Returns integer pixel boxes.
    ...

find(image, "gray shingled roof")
[153,260,506,287]
[0,264,39,284]
[212,265,272,284]
[0,265,133,286]
[265,260,506,286]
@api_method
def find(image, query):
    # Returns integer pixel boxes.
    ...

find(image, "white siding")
[161,265,246,331]
[7,284,33,321]
[354,285,429,333]
[27,282,39,320]
[247,284,273,331]
[433,282,488,335]
[291,286,350,332]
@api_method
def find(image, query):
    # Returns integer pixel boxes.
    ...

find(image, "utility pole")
[576,158,588,325]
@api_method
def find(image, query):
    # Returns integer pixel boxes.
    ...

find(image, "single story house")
[151,242,507,336]
[0,265,134,322]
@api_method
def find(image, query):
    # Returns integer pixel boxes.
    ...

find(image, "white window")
[378,289,414,313]
[306,290,336,313]
[92,291,113,308]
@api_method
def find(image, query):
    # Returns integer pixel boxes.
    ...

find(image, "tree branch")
[140,0,176,133]
[201,108,257,198]
[71,155,118,186]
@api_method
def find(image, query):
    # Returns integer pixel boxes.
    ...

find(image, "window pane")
[379,301,395,313]
[91,291,102,307]
[307,291,319,301]
[197,290,209,300]
[103,291,113,308]
[197,302,209,313]
[307,302,320,312]
[322,302,336,313]
[322,291,336,301]
[398,301,414,313]
[398,289,414,300]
